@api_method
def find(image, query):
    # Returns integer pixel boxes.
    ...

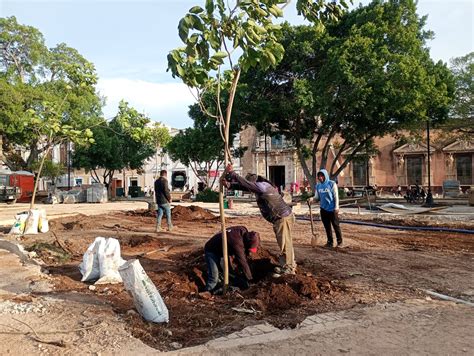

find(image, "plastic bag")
[79,237,106,282]
[9,212,29,235]
[95,238,125,285]
[23,209,41,235]
[119,259,169,323]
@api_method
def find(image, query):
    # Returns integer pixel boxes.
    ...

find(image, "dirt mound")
[49,214,93,231]
[119,234,157,248]
[171,205,217,221]
[125,209,155,218]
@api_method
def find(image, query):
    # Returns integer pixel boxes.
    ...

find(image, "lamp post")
[425,119,434,206]
[67,141,71,190]
[264,124,268,179]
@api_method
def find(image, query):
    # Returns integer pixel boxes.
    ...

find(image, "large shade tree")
[72,101,157,190]
[237,0,454,187]
[0,16,103,170]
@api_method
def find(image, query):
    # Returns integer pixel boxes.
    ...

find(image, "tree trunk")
[295,136,316,190]
[219,68,241,293]
[30,146,51,209]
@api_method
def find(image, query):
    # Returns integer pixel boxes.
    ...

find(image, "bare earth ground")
[0,202,473,354]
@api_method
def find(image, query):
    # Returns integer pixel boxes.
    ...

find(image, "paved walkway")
[166,299,474,356]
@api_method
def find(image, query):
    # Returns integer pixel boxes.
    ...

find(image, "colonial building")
[239,126,473,194]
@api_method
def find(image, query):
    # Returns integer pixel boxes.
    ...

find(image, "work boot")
[324,242,333,249]
[336,241,344,248]
[272,267,296,278]
[156,225,162,233]
[168,225,174,232]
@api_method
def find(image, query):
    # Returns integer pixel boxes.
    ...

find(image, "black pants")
[320,208,342,245]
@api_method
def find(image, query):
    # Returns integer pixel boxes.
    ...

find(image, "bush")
[195,188,219,202]
[338,188,346,199]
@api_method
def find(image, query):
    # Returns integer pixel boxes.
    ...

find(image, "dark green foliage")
[195,188,219,202]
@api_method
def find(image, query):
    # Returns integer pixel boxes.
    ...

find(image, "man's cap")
[245,231,260,252]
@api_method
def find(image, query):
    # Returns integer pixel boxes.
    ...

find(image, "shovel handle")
[307,201,318,237]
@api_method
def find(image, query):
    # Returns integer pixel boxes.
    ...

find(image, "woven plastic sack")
[79,237,106,282]
[119,259,169,323]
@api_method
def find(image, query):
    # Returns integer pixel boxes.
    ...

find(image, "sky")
[1,0,473,129]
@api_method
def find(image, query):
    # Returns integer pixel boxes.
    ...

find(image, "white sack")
[119,259,169,323]
[95,238,125,285]
[9,212,29,235]
[23,209,41,235]
[38,209,49,233]
[79,237,106,282]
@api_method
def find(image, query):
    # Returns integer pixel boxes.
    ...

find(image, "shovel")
[307,201,319,247]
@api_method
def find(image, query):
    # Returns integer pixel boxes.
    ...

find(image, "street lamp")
[425,119,434,206]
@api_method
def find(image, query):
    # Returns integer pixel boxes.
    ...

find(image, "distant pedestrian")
[307,169,343,248]
[154,170,173,232]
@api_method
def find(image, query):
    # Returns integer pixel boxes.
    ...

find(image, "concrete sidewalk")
[165,299,474,356]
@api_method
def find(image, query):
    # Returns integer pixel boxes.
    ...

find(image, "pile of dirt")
[171,205,217,221]
[49,214,94,231]
[125,209,156,218]
[119,234,157,248]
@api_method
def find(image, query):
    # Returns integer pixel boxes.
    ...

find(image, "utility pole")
[425,119,434,206]
[67,141,71,190]
[264,125,268,179]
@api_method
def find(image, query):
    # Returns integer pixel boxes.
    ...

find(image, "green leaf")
[213,51,228,59]
[205,0,214,14]
[178,18,189,42]
[189,6,204,14]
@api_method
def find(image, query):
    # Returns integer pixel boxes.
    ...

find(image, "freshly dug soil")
[171,205,218,221]
[20,209,474,351]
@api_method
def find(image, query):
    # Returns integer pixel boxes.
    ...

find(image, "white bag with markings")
[95,238,125,285]
[79,237,106,282]
[119,259,169,323]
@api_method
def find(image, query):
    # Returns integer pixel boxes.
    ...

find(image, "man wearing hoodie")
[307,169,343,248]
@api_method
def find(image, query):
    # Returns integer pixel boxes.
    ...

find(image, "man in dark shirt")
[222,164,296,276]
[204,226,260,293]
[154,170,173,232]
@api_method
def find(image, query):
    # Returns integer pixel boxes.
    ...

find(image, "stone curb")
[164,310,355,355]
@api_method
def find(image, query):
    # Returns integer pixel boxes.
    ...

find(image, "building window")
[129,178,138,187]
[271,135,284,149]
[406,156,423,185]
[456,154,472,185]
[75,178,83,186]
[352,160,367,186]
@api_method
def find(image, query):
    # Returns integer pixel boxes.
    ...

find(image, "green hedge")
[195,188,219,202]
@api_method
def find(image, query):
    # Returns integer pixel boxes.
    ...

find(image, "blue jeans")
[204,250,221,291]
[156,203,172,229]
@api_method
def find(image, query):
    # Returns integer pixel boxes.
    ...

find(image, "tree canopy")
[72,101,158,188]
[0,16,103,170]
[444,52,474,135]
[236,0,454,186]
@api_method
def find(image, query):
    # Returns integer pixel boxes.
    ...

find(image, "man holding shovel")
[307,169,343,248]
[222,165,296,277]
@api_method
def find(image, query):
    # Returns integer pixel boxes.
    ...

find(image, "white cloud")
[97,78,196,128]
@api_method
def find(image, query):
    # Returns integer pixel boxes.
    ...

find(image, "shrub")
[195,188,219,202]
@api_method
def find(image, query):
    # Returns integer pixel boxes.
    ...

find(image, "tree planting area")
[0,202,473,353]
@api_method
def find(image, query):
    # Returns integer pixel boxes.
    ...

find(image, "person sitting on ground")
[204,226,260,293]
[222,164,296,277]
[307,169,343,248]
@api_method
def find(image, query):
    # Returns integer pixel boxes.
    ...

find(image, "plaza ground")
[0,200,472,354]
